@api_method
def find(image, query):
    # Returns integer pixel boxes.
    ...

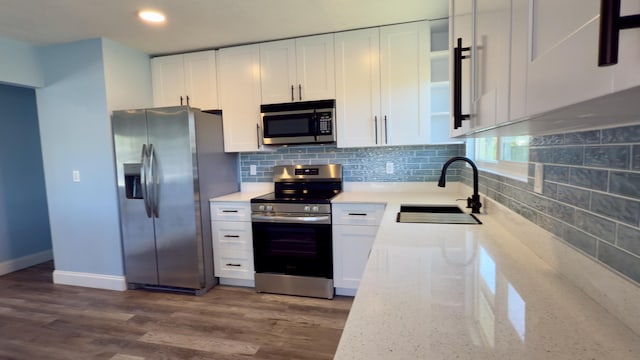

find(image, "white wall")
[0,35,43,88]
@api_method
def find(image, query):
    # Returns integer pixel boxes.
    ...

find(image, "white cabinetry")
[260,34,335,104]
[217,45,263,152]
[332,203,385,295]
[210,201,254,286]
[151,50,218,109]
[449,0,473,137]
[336,21,432,147]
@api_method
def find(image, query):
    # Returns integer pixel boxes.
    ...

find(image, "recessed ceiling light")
[138,10,166,23]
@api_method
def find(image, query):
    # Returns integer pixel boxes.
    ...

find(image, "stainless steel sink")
[396,204,482,224]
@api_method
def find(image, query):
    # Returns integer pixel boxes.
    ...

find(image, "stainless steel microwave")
[260,99,336,145]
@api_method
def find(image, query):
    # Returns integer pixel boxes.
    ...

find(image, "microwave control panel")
[317,112,333,135]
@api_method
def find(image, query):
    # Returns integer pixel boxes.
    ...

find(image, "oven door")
[252,213,332,279]
[261,111,317,145]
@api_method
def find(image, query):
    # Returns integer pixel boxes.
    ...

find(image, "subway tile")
[563,226,598,256]
[544,165,570,183]
[564,130,601,145]
[547,200,576,224]
[537,213,564,237]
[591,192,640,226]
[584,145,630,169]
[617,224,640,257]
[601,124,640,144]
[609,172,640,199]
[633,145,640,170]
[542,181,558,199]
[574,210,616,243]
[569,167,608,191]
[556,184,591,209]
[531,135,564,146]
[530,148,553,163]
[552,146,584,165]
[597,241,640,284]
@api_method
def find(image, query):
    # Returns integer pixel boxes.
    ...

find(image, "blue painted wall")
[0,84,51,263]
[0,35,43,87]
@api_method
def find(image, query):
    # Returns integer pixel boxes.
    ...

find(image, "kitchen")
[1,0,640,359]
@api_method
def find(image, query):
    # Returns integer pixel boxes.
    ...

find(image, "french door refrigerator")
[112,106,239,294]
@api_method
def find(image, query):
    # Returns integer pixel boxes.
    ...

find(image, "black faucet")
[437,156,482,214]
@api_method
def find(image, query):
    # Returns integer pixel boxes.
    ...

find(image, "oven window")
[252,222,332,278]
[264,115,313,137]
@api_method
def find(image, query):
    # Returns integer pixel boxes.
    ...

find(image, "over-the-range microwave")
[260,99,336,145]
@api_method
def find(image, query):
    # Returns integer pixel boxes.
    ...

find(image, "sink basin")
[396,204,482,225]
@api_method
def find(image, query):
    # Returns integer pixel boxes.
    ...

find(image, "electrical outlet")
[72,170,80,182]
[249,165,257,176]
[534,163,543,193]
[386,162,394,174]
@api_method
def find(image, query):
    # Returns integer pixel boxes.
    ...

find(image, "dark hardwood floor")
[0,262,352,360]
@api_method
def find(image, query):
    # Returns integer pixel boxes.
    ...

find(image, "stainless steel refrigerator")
[111,106,239,295]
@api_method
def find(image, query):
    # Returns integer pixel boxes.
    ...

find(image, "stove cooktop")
[250,191,341,204]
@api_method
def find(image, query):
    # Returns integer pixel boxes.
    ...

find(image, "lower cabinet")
[332,203,385,295]
[210,201,255,286]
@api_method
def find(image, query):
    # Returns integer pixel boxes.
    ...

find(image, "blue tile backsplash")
[461,124,640,286]
[240,143,466,183]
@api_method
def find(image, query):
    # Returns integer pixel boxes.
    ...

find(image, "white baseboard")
[219,277,255,288]
[53,270,127,291]
[335,287,357,297]
[0,250,53,276]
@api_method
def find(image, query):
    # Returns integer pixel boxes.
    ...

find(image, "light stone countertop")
[332,189,640,360]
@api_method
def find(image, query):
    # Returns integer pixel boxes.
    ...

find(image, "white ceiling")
[0,0,449,56]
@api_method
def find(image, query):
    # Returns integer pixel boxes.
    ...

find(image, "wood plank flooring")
[0,262,353,359]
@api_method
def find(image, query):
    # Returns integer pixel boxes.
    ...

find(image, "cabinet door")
[380,21,431,145]
[332,224,378,289]
[218,45,263,152]
[296,34,336,101]
[614,1,640,92]
[450,0,474,137]
[335,28,382,148]
[260,39,297,104]
[526,0,613,116]
[151,54,186,107]
[473,0,511,130]
[183,50,218,110]
[510,0,529,120]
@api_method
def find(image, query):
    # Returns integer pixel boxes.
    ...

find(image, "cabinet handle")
[453,37,471,129]
[298,84,302,101]
[256,123,261,150]
[222,210,238,213]
[186,95,190,106]
[226,263,242,267]
[348,213,368,216]
[374,116,378,144]
[180,96,183,106]
[291,85,295,101]
[598,0,640,66]
[223,235,240,238]
[384,115,388,144]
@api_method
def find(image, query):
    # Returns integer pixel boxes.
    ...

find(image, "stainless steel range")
[251,164,342,299]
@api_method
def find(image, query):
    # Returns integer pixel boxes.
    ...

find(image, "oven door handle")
[252,214,331,224]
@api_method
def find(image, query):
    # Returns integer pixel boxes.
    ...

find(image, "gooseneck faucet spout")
[437,156,482,214]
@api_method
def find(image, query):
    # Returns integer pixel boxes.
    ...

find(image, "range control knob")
[304,205,311,212]
[265,205,273,212]
[312,206,319,212]
[258,205,265,211]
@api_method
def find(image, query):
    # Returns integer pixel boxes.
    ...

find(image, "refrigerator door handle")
[140,144,152,218]
[149,144,160,218]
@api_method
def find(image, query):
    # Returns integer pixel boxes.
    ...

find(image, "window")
[471,135,530,180]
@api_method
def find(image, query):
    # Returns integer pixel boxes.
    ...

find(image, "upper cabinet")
[151,50,218,109]
[260,34,335,104]
[449,0,473,137]
[337,21,442,147]
[525,0,613,115]
[217,44,263,152]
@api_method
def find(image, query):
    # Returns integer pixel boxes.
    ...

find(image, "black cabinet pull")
[291,85,295,101]
[453,38,471,129]
[298,84,302,101]
[348,213,368,216]
[222,210,238,213]
[223,235,240,238]
[599,0,640,66]
[180,96,183,106]
[226,263,242,267]
[374,116,378,144]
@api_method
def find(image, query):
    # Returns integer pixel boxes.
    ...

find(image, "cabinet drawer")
[332,203,385,226]
[212,221,252,250]
[210,202,251,221]
[216,256,254,280]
